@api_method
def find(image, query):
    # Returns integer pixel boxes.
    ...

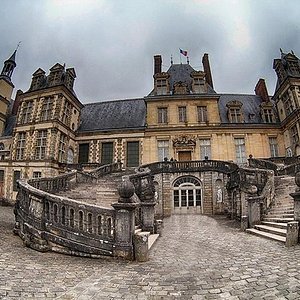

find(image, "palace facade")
[0,49,299,207]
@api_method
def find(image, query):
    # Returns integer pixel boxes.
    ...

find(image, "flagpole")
[179,48,182,64]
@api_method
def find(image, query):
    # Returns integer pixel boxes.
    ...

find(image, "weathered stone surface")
[2,206,300,299]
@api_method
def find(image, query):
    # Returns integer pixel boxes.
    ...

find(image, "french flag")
[180,49,188,56]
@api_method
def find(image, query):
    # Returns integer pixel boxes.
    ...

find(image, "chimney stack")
[202,53,214,89]
[255,78,269,102]
[154,55,162,75]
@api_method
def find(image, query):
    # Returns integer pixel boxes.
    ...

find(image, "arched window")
[79,211,84,231]
[173,176,202,208]
[67,148,74,164]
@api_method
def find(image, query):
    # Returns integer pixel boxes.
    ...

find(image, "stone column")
[111,180,137,260]
[247,196,261,228]
[286,221,299,247]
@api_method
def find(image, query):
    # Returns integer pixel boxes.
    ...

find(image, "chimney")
[255,78,269,102]
[12,89,23,115]
[154,55,162,75]
[202,53,214,89]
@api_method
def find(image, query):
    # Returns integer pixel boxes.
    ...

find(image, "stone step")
[262,217,294,223]
[254,224,287,237]
[265,213,294,218]
[246,228,286,243]
[261,221,288,229]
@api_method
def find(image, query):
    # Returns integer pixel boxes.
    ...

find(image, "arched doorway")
[173,176,202,214]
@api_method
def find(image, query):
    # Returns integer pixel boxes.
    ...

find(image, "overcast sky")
[1,0,300,104]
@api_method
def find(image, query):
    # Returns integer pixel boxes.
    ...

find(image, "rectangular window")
[127,141,139,167]
[13,171,21,192]
[230,108,242,123]
[157,140,169,161]
[200,139,211,160]
[178,106,187,123]
[21,101,33,124]
[291,125,299,144]
[235,138,246,164]
[16,132,26,160]
[35,130,47,160]
[263,109,274,123]
[197,106,207,123]
[78,143,89,163]
[156,79,167,95]
[101,142,114,164]
[58,133,67,163]
[283,93,293,116]
[158,107,168,124]
[40,97,53,121]
[193,78,205,93]
[62,101,72,125]
[269,137,279,158]
[33,171,42,178]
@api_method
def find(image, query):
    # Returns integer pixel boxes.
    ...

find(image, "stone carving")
[173,81,189,95]
[173,135,196,148]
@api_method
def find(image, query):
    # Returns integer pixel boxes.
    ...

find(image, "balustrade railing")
[140,160,238,175]
[89,161,123,178]
[248,158,278,173]
[16,180,116,256]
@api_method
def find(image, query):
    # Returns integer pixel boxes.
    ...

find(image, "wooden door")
[178,151,192,161]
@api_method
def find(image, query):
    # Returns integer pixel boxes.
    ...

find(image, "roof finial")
[16,41,22,51]
[187,56,189,64]
[171,54,173,65]
[291,50,295,55]
[280,48,283,54]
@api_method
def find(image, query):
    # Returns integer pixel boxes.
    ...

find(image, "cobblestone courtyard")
[1,207,300,299]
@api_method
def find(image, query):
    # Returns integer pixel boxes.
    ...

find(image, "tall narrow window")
[235,138,246,164]
[156,79,167,95]
[193,78,205,93]
[21,101,33,124]
[127,141,139,167]
[197,106,207,123]
[200,139,211,160]
[263,109,274,123]
[158,107,168,124]
[62,101,71,125]
[229,108,242,123]
[16,132,26,160]
[101,142,114,164]
[283,93,293,117]
[291,125,299,144]
[178,106,187,123]
[58,133,66,162]
[78,143,89,163]
[35,130,47,160]
[269,137,279,157]
[40,97,53,121]
[13,171,21,191]
[157,140,169,161]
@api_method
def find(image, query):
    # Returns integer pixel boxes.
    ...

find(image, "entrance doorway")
[173,176,202,214]
[178,151,192,161]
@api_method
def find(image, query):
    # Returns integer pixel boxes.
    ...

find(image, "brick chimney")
[202,53,214,89]
[12,89,23,115]
[255,78,269,102]
[154,55,162,75]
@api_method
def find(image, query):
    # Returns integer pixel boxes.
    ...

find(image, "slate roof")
[3,115,16,136]
[167,63,216,94]
[78,98,146,132]
[218,94,279,124]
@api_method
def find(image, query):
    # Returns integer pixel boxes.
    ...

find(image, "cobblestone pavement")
[1,206,300,299]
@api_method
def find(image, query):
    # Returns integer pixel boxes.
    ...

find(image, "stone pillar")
[241,215,248,231]
[247,197,261,228]
[286,221,299,247]
[111,180,137,260]
[140,202,155,233]
[134,231,150,262]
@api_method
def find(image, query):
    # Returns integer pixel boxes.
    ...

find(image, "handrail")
[88,161,123,178]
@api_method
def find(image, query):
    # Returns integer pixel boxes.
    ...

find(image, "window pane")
[127,141,139,167]
[101,142,114,164]
[200,139,211,160]
[157,140,169,161]
[78,143,89,163]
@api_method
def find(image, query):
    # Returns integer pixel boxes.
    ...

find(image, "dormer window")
[263,109,274,123]
[226,101,243,123]
[157,79,167,95]
[191,70,206,94]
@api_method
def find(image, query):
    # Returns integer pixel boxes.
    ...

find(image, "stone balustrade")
[89,161,123,178]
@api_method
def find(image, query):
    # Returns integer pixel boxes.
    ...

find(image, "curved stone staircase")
[246,175,296,243]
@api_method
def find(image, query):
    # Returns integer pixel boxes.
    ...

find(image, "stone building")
[0,49,299,216]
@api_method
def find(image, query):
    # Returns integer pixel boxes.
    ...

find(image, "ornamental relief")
[172,135,196,148]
